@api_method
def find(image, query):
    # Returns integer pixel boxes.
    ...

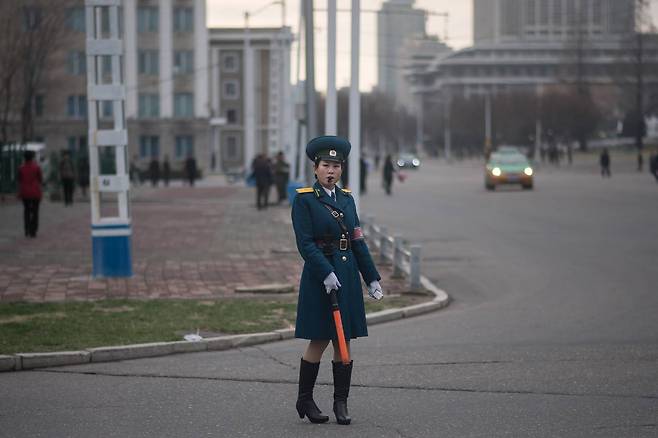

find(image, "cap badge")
[329,150,337,157]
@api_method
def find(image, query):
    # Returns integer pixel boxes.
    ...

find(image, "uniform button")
[341,256,347,262]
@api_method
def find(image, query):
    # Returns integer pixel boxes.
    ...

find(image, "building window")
[223,80,239,99]
[137,7,158,33]
[173,7,193,32]
[102,55,113,76]
[174,93,194,118]
[225,135,240,160]
[175,135,194,159]
[67,95,87,118]
[68,136,87,154]
[173,50,194,75]
[23,7,41,31]
[139,136,160,158]
[138,50,159,75]
[66,7,85,32]
[67,51,86,75]
[138,93,160,118]
[226,108,237,123]
[34,95,44,117]
[101,101,114,118]
[222,53,238,72]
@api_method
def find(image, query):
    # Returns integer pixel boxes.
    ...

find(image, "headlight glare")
[524,167,533,176]
[492,167,502,177]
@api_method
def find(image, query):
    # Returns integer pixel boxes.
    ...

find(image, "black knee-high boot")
[332,360,353,425]
[296,358,329,423]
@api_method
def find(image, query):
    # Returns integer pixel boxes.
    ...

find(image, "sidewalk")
[0,179,412,303]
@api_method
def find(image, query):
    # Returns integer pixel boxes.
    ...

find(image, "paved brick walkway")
[0,180,408,302]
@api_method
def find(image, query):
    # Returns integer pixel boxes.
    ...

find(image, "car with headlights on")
[396,153,421,169]
[485,151,534,190]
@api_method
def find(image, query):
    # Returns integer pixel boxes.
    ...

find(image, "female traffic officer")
[292,136,384,425]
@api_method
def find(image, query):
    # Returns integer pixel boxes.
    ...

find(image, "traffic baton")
[329,289,350,365]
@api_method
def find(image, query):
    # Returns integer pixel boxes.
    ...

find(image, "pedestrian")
[359,156,367,194]
[162,155,171,187]
[637,152,643,172]
[251,153,272,209]
[649,152,658,182]
[17,150,43,238]
[185,154,197,186]
[291,135,383,426]
[129,155,141,186]
[59,150,75,205]
[600,148,611,178]
[382,154,395,195]
[273,151,290,204]
[149,156,160,187]
[77,152,89,198]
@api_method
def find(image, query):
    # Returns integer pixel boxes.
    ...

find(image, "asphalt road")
[2,156,657,437]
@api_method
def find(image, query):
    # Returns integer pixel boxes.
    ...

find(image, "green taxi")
[485,150,534,190]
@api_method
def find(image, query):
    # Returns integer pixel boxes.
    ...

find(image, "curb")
[2,276,449,372]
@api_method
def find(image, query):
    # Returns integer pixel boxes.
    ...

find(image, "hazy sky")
[207,0,657,92]
[207,0,472,91]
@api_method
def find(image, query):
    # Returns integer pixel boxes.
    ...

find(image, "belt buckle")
[339,238,348,251]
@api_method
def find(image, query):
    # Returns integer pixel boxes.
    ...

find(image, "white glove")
[368,280,384,300]
[323,272,341,294]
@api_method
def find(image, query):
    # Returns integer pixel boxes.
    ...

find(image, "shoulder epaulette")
[296,187,314,194]
[341,188,352,194]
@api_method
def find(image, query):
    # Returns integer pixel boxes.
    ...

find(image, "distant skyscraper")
[474,0,636,45]
[377,0,426,100]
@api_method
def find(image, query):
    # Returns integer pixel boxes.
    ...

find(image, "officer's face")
[315,160,343,189]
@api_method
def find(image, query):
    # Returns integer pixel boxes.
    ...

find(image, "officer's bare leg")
[303,339,330,363]
[332,340,351,363]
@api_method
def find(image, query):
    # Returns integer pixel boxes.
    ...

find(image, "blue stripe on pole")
[92,234,133,277]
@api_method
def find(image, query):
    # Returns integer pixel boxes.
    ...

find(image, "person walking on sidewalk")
[185,154,197,186]
[273,151,290,204]
[77,152,90,198]
[252,153,272,209]
[149,157,160,187]
[382,154,395,195]
[17,150,43,238]
[291,135,384,426]
[59,150,75,205]
[162,155,171,187]
[600,148,611,178]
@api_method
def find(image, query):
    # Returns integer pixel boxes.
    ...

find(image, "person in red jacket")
[17,150,43,238]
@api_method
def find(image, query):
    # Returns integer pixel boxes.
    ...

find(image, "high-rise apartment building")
[377,0,426,103]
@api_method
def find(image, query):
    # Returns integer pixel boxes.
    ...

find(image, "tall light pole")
[326,0,337,135]
[243,12,255,174]
[484,90,491,159]
[349,0,361,210]
[243,1,286,173]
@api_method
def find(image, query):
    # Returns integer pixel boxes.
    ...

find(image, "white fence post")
[392,235,403,278]
[409,245,421,291]
[379,226,388,264]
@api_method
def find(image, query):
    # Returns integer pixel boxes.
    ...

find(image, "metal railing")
[361,216,422,291]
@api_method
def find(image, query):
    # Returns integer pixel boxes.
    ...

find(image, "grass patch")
[0,293,430,354]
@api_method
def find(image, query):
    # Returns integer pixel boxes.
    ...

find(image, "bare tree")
[0,1,69,144]
[0,3,25,144]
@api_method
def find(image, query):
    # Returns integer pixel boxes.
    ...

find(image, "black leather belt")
[316,238,350,254]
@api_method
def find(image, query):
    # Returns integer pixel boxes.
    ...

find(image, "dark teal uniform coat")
[292,181,380,340]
